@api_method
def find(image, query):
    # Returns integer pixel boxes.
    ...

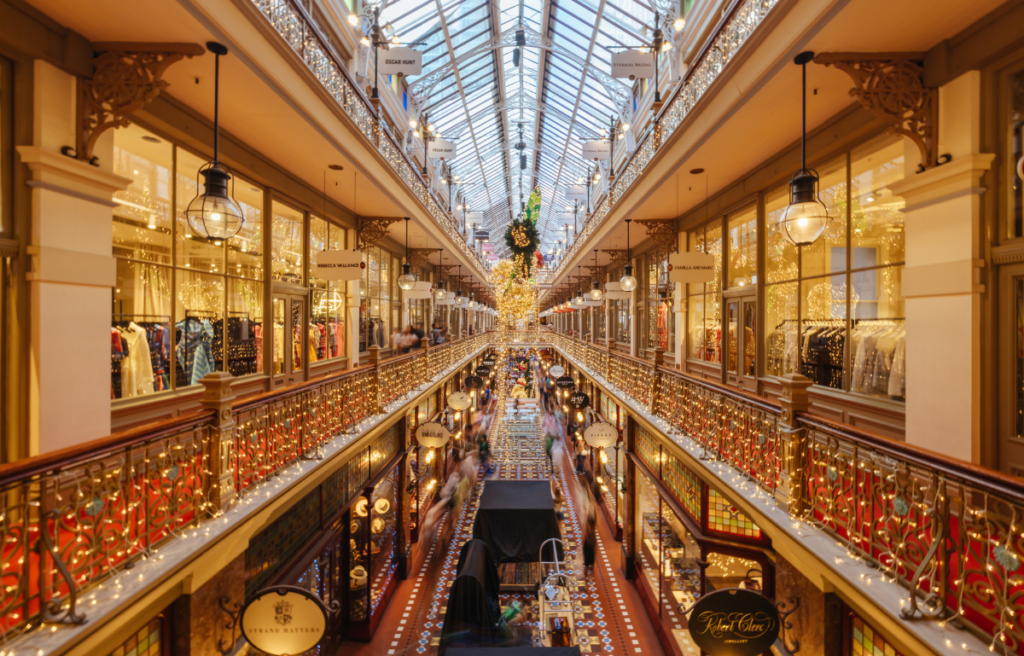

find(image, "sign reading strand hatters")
[241,586,333,655]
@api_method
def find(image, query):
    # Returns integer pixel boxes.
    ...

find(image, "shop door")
[271,293,307,388]
[724,292,756,392]
[998,264,1024,476]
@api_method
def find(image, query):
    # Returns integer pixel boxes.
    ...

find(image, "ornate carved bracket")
[635,219,678,254]
[408,248,436,270]
[601,249,629,269]
[815,53,947,171]
[76,43,204,164]
[584,265,606,278]
[358,217,402,250]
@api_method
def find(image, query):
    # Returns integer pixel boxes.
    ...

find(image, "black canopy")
[447,648,581,656]
[473,481,562,563]
[440,540,501,651]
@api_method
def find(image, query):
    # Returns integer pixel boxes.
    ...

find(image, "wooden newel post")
[650,347,664,415]
[776,373,812,516]
[369,345,385,413]
[201,371,237,513]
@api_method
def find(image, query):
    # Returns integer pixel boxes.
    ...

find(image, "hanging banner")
[315,250,365,281]
[428,139,457,160]
[583,422,618,448]
[611,50,654,79]
[603,281,632,300]
[379,47,423,77]
[555,375,576,390]
[582,140,610,161]
[668,252,716,284]
[415,421,450,448]
[402,280,433,300]
[548,365,566,378]
[447,391,473,410]
[568,391,590,410]
[686,589,781,656]
[240,586,332,656]
[565,185,588,202]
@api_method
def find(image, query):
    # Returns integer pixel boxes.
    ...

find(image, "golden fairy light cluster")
[512,225,530,248]
[492,255,537,327]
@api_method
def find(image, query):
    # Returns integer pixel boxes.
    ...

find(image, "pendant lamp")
[398,217,417,290]
[434,249,447,300]
[574,265,585,306]
[455,265,463,305]
[185,42,244,241]
[619,219,637,291]
[589,249,604,300]
[781,52,830,246]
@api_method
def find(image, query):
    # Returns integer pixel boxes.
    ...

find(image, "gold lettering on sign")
[693,611,776,640]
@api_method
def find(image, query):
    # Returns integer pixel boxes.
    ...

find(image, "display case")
[349,465,399,638]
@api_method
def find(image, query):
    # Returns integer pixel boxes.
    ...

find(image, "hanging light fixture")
[574,265,585,306]
[469,291,476,308]
[185,42,244,241]
[590,249,604,300]
[398,217,417,290]
[620,218,638,291]
[434,248,447,300]
[782,52,830,247]
[455,265,464,305]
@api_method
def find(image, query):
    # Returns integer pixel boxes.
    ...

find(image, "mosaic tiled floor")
[340,365,664,656]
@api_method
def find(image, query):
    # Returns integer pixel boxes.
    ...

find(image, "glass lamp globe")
[433,282,447,300]
[185,164,245,240]
[455,290,464,305]
[397,263,417,291]
[619,263,638,291]
[574,291,584,306]
[781,170,830,246]
[589,281,604,301]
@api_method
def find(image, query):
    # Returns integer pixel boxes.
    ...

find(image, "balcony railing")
[551,333,1024,653]
[246,0,488,280]
[550,0,781,283]
[0,334,487,639]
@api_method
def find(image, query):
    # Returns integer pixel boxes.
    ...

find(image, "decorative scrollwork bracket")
[217,595,243,655]
[776,595,801,654]
[75,42,205,165]
[36,510,87,626]
[814,53,950,172]
[635,219,678,255]
[358,217,403,250]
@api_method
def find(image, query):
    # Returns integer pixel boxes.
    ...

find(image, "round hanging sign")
[415,421,451,448]
[555,375,576,390]
[475,366,491,377]
[569,391,590,410]
[583,422,618,449]
[686,588,781,656]
[483,355,498,365]
[464,375,484,390]
[240,586,334,655]
[447,391,473,410]
[549,365,566,378]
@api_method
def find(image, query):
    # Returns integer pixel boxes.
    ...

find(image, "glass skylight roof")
[377,0,658,256]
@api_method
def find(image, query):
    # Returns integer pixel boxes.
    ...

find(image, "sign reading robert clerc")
[685,589,781,656]
[555,375,575,390]
[241,586,334,656]
[315,250,365,281]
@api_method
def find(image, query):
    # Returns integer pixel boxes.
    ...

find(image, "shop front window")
[1010,67,1024,239]
[309,215,346,363]
[727,207,757,288]
[687,225,722,362]
[361,246,392,351]
[272,202,304,284]
[637,476,661,602]
[705,551,763,593]
[647,252,672,352]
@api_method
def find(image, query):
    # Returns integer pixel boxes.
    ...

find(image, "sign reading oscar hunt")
[428,138,457,160]
[379,47,422,76]
[685,589,781,656]
[415,421,450,448]
[668,252,716,284]
[241,586,333,656]
[315,250,365,281]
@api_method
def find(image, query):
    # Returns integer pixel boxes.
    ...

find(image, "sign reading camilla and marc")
[240,586,338,655]
[684,589,781,656]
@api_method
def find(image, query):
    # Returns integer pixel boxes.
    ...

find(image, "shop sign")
[402,280,433,300]
[548,365,566,378]
[686,589,781,656]
[466,211,484,226]
[668,252,716,284]
[315,249,365,281]
[565,185,588,201]
[447,391,473,410]
[582,140,610,161]
[379,47,422,76]
[555,375,576,390]
[568,391,590,410]
[464,375,484,390]
[475,366,491,377]
[583,422,618,448]
[429,139,457,160]
[415,421,450,448]
[436,290,456,306]
[483,355,497,365]
[240,586,334,656]
[583,299,604,307]
[603,281,632,300]
[611,50,654,79]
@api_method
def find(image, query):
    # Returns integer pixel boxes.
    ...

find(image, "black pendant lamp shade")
[434,249,447,300]
[620,219,637,291]
[398,217,416,290]
[781,51,830,247]
[185,42,244,241]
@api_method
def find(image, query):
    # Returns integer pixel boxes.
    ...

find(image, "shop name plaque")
[240,586,334,656]
[686,589,781,656]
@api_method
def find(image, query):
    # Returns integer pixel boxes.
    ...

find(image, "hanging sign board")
[240,586,332,656]
[428,139,457,160]
[464,375,484,390]
[379,47,422,77]
[436,290,456,306]
[549,365,566,378]
[415,421,450,448]
[483,354,498,365]
[583,422,618,448]
[611,50,654,79]
[686,589,781,656]
[568,391,590,410]
[565,185,588,202]
[465,212,484,226]
[402,280,433,300]
[447,391,473,410]
[582,140,610,161]
[555,375,576,390]
[668,252,716,284]
[603,281,632,300]
[315,250,365,281]
[583,299,604,307]
[475,366,491,377]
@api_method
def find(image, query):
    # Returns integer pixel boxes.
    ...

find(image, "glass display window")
[309,216,346,363]
[113,124,173,265]
[361,246,393,351]
[228,182,264,280]
[660,504,702,654]
[350,466,398,625]
[727,206,757,288]
[704,550,763,594]
[271,201,304,284]
[646,252,672,352]
[798,157,848,280]
[687,224,722,363]
[176,147,225,269]
[636,475,661,602]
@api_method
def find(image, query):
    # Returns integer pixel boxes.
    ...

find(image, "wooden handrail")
[233,362,376,413]
[0,409,215,486]
[656,364,782,415]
